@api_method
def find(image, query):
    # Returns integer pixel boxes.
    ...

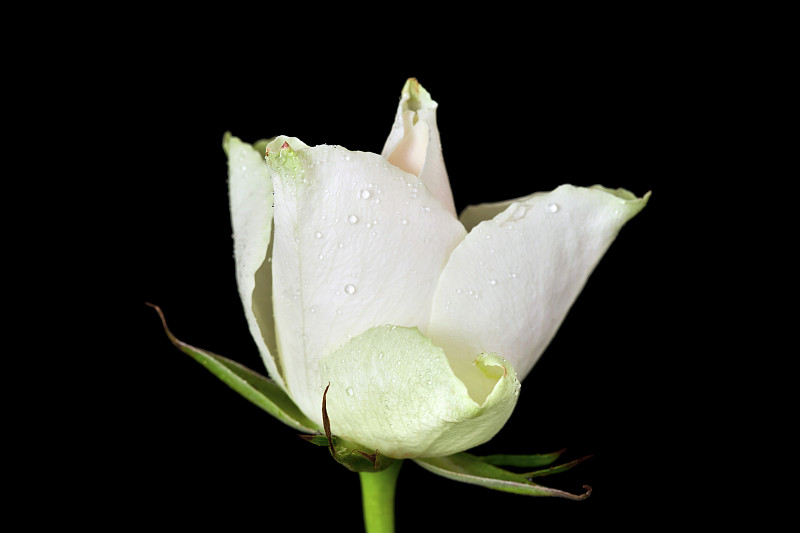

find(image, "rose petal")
[319,325,519,458]
[225,132,286,389]
[267,136,466,423]
[382,78,456,216]
[428,184,650,384]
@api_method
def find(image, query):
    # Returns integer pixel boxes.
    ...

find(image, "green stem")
[359,461,403,533]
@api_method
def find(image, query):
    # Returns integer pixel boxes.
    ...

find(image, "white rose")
[221,78,649,460]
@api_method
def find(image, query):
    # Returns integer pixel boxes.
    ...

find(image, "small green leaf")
[148,303,319,433]
[414,453,592,500]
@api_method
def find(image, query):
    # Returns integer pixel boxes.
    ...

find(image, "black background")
[90,22,714,531]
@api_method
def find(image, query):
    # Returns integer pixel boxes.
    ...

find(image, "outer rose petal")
[428,184,650,391]
[382,78,457,216]
[319,325,519,458]
[224,133,286,389]
[267,137,466,426]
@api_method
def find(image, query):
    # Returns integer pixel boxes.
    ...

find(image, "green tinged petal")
[265,136,309,182]
[318,325,519,459]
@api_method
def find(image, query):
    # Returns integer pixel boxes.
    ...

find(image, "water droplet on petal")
[360,189,371,200]
[348,214,359,224]
[344,284,356,295]
[548,203,559,213]
[346,386,354,397]
[400,218,408,225]
[489,279,497,286]
[314,231,323,239]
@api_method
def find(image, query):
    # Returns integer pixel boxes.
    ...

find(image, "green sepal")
[414,452,592,500]
[476,449,566,468]
[329,438,400,473]
[523,455,593,479]
[303,384,400,473]
[300,433,399,473]
[148,303,319,433]
[299,434,331,447]
[300,433,398,473]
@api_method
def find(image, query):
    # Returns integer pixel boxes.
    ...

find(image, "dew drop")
[489,279,497,286]
[400,218,408,225]
[360,189,371,200]
[348,214,359,224]
[513,205,527,219]
[344,284,356,295]
[548,203,559,213]
[314,231,323,239]
[346,386,354,397]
